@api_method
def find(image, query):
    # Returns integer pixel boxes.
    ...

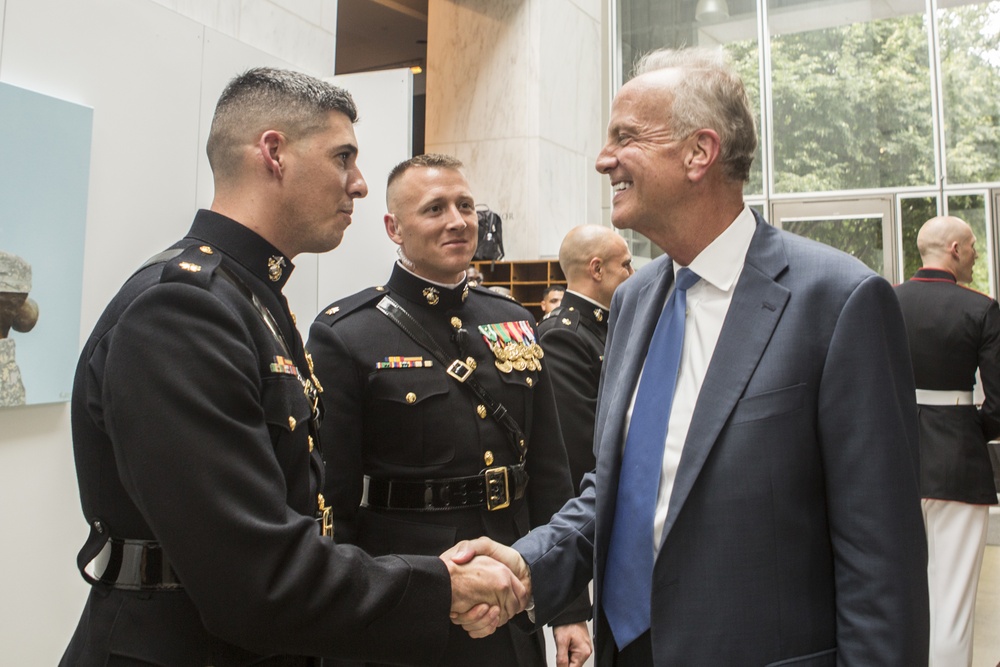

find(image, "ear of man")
[259,130,286,178]
[686,128,722,183]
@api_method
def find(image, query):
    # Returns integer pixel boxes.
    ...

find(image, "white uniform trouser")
[922,498,990,667]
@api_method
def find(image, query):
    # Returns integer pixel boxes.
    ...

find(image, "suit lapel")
[658,220,791,548]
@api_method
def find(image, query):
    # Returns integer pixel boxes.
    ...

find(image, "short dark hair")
[207,67,358,183]
[542,285,566,299]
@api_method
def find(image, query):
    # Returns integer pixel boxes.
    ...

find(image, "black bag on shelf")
[475,205,505,261]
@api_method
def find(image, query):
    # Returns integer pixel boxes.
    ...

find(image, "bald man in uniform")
[537,226,633,492]
[895,215,1000,666]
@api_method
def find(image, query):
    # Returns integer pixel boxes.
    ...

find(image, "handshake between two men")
[439,537,533,638]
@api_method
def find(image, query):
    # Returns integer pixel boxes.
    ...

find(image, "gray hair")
[633,47,757,182]
[207,67,358,182]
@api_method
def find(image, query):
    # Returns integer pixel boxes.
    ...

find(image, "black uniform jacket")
[63,211,451,667]
[308,264,590,667]
[537,291,609,494]
[895,267,1000,504]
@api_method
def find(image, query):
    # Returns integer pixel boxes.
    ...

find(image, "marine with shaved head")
[895,215,1000,667]
[538,225,633,492]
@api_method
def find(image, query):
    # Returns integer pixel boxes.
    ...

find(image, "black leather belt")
[89,538,182,590]
[365,464,529,511]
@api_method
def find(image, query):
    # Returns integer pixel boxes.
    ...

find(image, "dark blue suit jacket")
[514,216,929,666]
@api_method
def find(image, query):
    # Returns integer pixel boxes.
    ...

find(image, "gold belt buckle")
[446,358,474,383]
[484,467,511,511]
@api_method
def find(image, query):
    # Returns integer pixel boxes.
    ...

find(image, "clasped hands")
[439,536,530,638]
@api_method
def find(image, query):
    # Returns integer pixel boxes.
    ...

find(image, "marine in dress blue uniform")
[308,155,592,667]
[537,225,632,493]
[894,215,1000,666]
[61,69,468,667]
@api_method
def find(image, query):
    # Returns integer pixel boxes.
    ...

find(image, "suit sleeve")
[817,275,929,665]
[307,318,366,545]
[977,300,1000,440]
[102,283,451,664]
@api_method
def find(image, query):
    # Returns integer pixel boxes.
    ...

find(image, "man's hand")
[553,622,593,667]
[439,546,527,638]
[441,537,533,637]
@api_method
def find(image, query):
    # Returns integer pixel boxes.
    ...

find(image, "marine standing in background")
[308,153,593,667]
[537,225,633,492]
[895,215,1000,667]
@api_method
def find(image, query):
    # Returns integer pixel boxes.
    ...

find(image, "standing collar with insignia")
[387,262,469,309]
[185,210,295,293]
[912,267,958,283]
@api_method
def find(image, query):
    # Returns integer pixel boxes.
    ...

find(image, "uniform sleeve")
[977,300,1000,440]
[539,325,601,491]
[101,282,451,663]
[816,275,929,665]
[307,317,367,545]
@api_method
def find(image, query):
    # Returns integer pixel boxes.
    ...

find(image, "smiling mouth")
[612,182,632,193]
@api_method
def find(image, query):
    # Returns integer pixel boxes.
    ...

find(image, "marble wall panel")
[269,0,324,25]
[539,0,601,157]
[427,0,536,144]
[150,0,242,38]
[538,139,595,257]
[240,0,336,74]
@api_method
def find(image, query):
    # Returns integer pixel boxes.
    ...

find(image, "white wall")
[0,0,407,662]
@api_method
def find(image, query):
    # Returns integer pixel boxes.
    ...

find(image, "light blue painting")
[0,82,92,407]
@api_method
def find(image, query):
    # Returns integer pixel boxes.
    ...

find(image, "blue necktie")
[604,267,700,650]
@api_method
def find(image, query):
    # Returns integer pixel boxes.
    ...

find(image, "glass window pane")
[616,0,763,195]
[768,0,935,193]
[782,216,885,275]
[938,2,1000,185]
[947,193,991,295]
[900,196,939,281]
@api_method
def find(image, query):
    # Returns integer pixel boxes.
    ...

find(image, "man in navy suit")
[448,47,929,666]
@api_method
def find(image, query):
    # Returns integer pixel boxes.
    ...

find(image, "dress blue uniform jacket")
[63,211,451,667]
[308,264,589,667]
[537,291,609,494]
[895,267,1000,504]
[514,215,929,666]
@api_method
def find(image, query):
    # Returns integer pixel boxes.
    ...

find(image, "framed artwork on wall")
[0,82,92,408]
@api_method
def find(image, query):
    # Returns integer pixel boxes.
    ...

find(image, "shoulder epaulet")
[473,285,518,303]
[553,307,581,329]
[158,244,221,289]
[315,286,389,326]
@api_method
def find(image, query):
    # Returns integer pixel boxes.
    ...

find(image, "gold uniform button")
[451,317,462,329]
[308,435,315,452]
[562,318,572,325]
[526,377,534,387]
[199,245,213,254]
[375,285,386,292]
[288,415,297,431]
[291,312,297,325]
[477,404,487,419]
[405,392,417,404]
[484,450,495,466]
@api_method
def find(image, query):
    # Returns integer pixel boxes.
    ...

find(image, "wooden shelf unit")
[472,260,566,322]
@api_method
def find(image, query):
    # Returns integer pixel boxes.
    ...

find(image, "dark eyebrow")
[331,143,358,157]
